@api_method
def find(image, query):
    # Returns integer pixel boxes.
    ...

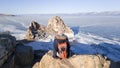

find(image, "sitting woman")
[53,30,70,59]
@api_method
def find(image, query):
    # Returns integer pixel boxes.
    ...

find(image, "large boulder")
[14,44,34,66]
[26,21,47,40]
[0,32,16,67]
[33,50,110,68]
[46,16,74,38]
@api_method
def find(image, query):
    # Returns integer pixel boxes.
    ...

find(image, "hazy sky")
[0,0,120,14]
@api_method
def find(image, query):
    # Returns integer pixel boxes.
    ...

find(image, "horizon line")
[0,10,120,15]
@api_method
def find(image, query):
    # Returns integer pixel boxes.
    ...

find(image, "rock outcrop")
[33,50,110,68]
[0,32,34,68]
[26,16,74,40]
[14,44,34,66]
[0,32,16,67]
[26,21,48,40]
[46,16,74,38]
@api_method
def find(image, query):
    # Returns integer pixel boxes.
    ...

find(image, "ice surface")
[0,15,120,62]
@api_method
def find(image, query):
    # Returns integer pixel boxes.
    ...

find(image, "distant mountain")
[24,11,120,16]
[1,11,120,16]
[76,11,120,16]
[0,14,15,16]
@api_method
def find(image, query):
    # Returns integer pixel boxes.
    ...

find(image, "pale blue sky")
[0,0,120,14]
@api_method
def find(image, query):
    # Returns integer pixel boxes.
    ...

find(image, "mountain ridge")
[2,11,120,16]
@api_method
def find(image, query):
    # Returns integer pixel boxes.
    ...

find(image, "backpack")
[57,42,67,59]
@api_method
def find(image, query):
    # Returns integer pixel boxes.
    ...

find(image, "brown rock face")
[46,16,74,37]
[26,21,47,40]
[26,16,74,40]
[33,50,110,68]
[30,21,40,30]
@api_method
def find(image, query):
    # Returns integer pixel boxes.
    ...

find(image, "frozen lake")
[0,15,120,62]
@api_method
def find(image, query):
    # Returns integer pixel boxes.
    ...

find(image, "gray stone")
[0,33,16,67]
[15,45,34,66]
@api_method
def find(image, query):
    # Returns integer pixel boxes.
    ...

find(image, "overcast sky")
[0,0,120,14]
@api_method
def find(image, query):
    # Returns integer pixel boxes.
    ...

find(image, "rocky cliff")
[26,21,47,40]
[46,16,74,37]
[26,16,74,40]
[0,32,34,68]
[0,32,16,67]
